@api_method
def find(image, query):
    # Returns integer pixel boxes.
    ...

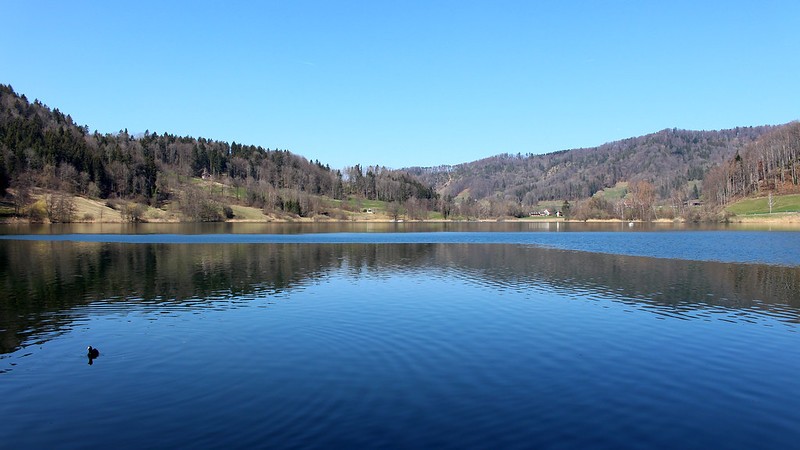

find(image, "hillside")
[0,84,439,222]
[1,83,797,223]
[703,122,800,205]
[407,127,777,207]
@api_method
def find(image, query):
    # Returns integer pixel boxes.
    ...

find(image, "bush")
[27,200,47,223]
[179,187,223,221]
[682,205,732,223]
[223,205,234,219]
[121,202,146,222]
[330,210,349,220]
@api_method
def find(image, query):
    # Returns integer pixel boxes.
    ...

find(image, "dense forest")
[1,83,797,222]
[0,84,438,221]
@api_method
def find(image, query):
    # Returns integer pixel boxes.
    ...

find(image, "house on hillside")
[530,209,554,217]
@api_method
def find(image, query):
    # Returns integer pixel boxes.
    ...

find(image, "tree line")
[702,122,800,206]
[0,84,439,220]
[409,123,799,220]
[2,83,796,222]
[408,126,777,211]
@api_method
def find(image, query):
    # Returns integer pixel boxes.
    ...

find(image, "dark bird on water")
[87,346,100,358]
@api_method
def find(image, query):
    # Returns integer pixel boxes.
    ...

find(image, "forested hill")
[0,84,342,200]
[1,82,795,223]
[407,126,777,204]
[0,84,437,220]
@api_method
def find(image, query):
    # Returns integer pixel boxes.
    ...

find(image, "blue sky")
[2,1,798,169]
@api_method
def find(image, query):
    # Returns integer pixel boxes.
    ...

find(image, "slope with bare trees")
[407,126,777,208]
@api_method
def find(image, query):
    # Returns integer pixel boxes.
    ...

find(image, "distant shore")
[2,192,799,226]
[3,213,799,226]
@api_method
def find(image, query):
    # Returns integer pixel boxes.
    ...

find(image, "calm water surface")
[1,224,799,449]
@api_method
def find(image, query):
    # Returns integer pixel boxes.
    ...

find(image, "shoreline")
[3,192,799,226]
[2,213,799,226]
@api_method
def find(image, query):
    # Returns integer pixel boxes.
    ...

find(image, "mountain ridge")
[406,125,780,205]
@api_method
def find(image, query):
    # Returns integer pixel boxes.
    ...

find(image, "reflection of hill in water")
[437,245,800,317]
[1,241,799,354]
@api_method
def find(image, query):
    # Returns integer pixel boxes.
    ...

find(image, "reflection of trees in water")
[0,242,436,353]
[1,241,798,354]
[438,245,800,311]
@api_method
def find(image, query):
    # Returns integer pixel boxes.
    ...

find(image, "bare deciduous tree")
[45,193,75,223]
[629,180,656,220]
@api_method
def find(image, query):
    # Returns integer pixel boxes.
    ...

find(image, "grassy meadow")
[726,194,800,216]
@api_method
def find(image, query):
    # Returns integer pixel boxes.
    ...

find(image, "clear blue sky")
[2,1,798,170]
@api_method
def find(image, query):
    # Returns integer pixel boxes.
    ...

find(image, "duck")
[87,346,100,359]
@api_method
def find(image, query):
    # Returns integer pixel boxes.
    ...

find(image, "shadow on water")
[1,240,798,355]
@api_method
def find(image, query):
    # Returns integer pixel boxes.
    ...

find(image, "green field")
[326,197,388,212]
[228,205,269,220]
[726,194,800,215]
[593,182,629,201]
[349,198,388,210]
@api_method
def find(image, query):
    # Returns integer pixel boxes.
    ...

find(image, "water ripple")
[1,239,800,447]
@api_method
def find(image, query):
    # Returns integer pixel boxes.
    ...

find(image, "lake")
[1,223,799,449]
